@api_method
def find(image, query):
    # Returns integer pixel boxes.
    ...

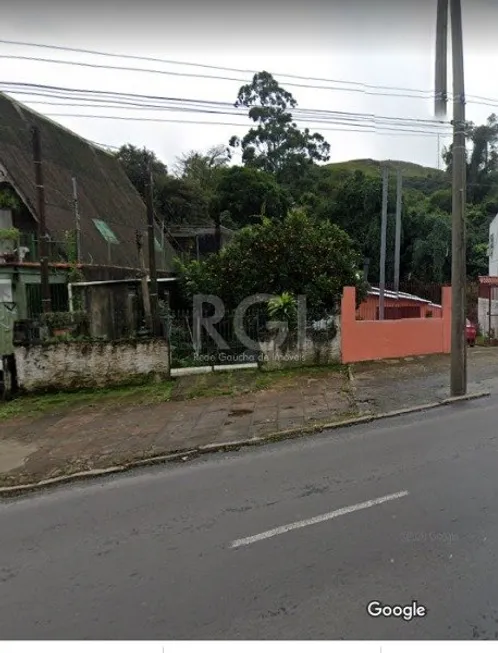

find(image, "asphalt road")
[1,396,498,640]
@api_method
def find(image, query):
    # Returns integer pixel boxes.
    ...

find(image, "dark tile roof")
[0,93,174,270]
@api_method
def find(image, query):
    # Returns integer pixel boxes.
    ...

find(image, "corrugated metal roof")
[367,287,442,309]
[479,276,498,286]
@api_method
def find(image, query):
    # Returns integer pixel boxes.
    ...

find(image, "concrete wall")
[259,317,341,369]
[341,286,451,364]
[14,339,170,393]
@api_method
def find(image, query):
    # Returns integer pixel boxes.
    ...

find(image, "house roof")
[0,92,173,270]
[368,286,442,308]
[168,225,235,238]
[479,276,498,286]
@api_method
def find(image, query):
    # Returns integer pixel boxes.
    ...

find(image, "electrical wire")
[1,39,497,108]
[0,81,448,126]
[0,39,438,95]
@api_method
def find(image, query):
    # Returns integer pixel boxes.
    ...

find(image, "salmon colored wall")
[342,286,451,363]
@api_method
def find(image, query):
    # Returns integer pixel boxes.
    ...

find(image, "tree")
[115,144,168,200]
[154,176,209,226]
[174,144,230,191]
[229,71,330,182]
[176,208,364,317]
[212,166,290,228]
[442,114,498,202]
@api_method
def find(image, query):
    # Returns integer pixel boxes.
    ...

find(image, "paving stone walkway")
[0,371,353,486]
[2,348,498,488]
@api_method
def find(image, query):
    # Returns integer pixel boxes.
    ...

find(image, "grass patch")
[0,381,176,421]
[0,363,346,421]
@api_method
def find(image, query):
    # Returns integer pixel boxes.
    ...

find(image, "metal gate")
[0,300,17,356]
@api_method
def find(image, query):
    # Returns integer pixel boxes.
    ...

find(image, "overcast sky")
[1,0,497,172]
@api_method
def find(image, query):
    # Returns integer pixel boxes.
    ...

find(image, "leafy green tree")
[154,176,209,225]
[115,144,168,200]
[174,144,230,192]
[212,166,290,227]
[229,72,330,182]
[176,208,364,317]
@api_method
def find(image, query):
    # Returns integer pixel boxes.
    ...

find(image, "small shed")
[357,287,442,321]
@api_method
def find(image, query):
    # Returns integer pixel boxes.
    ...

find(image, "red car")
[466,319,477,346]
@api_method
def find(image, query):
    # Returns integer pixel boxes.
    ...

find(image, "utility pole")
[394,168,403,294]
[434,0,467,395]
[71,177,81,263]
[145,158,160,337]
[31,125,51,314]
[136,230,152,333]
[214,213,222,253]
[450,0,467,396]
[435,0,449,118]
[379,165,389,320]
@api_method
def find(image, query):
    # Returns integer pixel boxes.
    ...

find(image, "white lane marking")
[230,490,409,549]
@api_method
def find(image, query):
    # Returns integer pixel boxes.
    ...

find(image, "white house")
[478,214,498,336]
[489,213,498,276]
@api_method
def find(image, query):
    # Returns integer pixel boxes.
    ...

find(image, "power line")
[40,113,451,137]
[0,81,450,128]
[1,39,497,108]
[0,53,436,99]
[0,39,437,96]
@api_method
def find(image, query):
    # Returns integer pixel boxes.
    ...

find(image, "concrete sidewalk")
[0,369,354,487]
[2,348,498,488]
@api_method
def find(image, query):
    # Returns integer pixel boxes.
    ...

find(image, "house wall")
[341,286,452,363]
[489,215,498,277]
[14,338,170,393]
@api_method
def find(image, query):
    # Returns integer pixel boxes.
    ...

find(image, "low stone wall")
[14,339,170,393]
[259,318,341,369]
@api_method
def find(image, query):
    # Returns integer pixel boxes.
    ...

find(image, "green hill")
[324,159,449,194]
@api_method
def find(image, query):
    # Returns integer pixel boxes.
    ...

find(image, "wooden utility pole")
[31,125,51,314]
[145,159,160,337]
[394,168,403,293]
[379,165,389,320]
[136,230,152,333]
[450,0,467,396]
[71,177,81,263]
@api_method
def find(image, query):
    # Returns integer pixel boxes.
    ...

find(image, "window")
[92,219,119,245]
[154,237,163,252]
[489,233,495,258]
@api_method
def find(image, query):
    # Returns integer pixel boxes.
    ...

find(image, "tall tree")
[174,144,230,192]
[115,144,168,200]
[229,71,330,183]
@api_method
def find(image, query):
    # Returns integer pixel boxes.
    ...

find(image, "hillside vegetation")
[115,72,497,289]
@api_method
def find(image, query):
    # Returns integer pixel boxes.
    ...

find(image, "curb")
[0,390,490,497]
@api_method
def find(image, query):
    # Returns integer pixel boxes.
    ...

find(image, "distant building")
[489,213,498,276]
[358,287,442,320]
